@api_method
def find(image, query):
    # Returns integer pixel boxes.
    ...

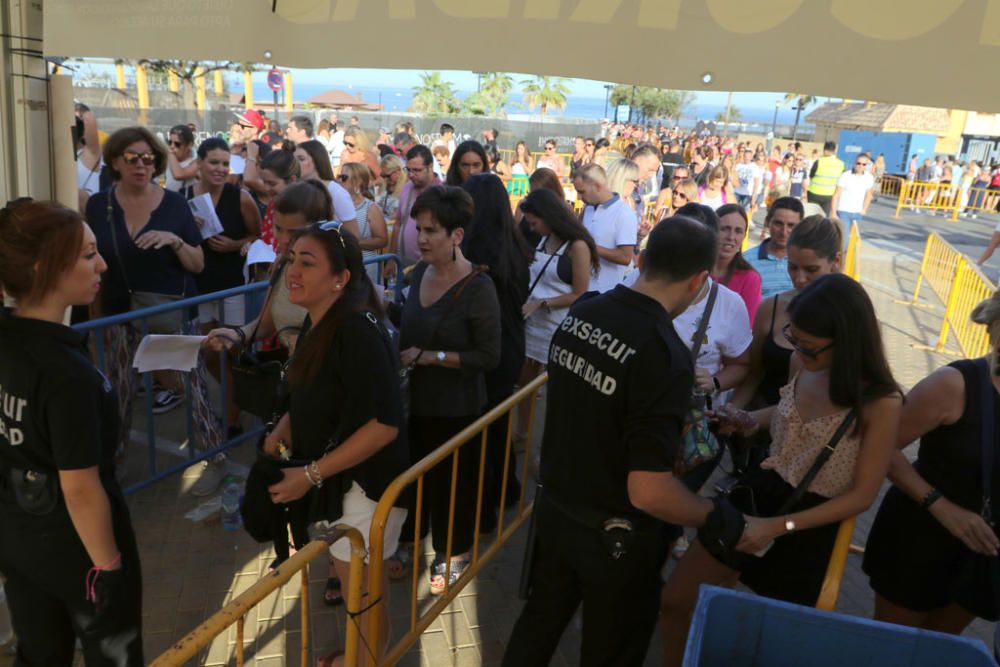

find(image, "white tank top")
[76,150,102,195]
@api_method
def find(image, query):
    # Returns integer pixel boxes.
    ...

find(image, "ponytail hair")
[0,200,84,303]
[788,215,843,263]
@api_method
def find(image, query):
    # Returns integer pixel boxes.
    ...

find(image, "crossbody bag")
[676,281,721,477]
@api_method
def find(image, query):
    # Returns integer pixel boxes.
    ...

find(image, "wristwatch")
[784,516,796,533]
[436,351,446,364]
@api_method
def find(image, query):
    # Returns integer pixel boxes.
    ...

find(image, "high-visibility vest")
[808,155,845,197]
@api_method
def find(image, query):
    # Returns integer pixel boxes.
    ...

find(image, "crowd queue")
[0,107,997,666]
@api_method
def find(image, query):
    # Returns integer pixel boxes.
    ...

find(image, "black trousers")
[401,414,480,558]
[503,499,670,667]
[809,192,833,216]
[0,498,143,666]
[482,333,525,525]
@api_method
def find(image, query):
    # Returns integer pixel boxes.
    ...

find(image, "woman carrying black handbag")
[864,291,1000,633]
[261,225,408,665]
[659,274,903,667]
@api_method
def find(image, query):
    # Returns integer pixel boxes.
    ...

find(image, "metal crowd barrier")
[149,526,366,667]
[878,175,904,198]
[897,235,995,357]
[893,179,996,221]
[843,221,861,282]
[363,373,548,666]
[815,517,857,612]
[74,253,403,495]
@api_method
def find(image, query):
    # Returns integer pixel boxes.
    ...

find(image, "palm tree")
[715,104,742,124]
[465,72,513,116]
[520,75,571,115]
[610,85,693,125]
[410,72,460,114]
[783,93,818,143]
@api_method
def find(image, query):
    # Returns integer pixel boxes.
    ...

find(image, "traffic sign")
[267,67,284,92]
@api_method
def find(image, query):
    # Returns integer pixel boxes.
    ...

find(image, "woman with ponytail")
[263,225,407,665]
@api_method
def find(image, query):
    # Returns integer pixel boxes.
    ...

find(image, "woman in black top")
[264,226,407,659]
[395,186,501,593]
[864,293,1000,633]
[84,127,224,496]
[461,173,532,528]
[0,201,143,665]
[184,137,261,330]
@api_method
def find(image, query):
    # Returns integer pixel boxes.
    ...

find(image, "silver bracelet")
[303,461,323,488]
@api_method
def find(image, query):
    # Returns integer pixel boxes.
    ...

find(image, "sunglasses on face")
[672,174,687,181]
[169,140,185,148]
[545,146,555,151]
[856,161,869,167]
[337,174,350,182]
[344,142,356,148]
[782,323,834,360]
[121,151,156,166]
[673,192,688,201]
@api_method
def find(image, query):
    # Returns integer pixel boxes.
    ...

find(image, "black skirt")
[863,486,1000,620]
[699,467,840,606]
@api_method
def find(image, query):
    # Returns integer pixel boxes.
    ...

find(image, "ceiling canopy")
[43,0,1000,112]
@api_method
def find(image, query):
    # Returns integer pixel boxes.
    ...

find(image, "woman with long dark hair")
[0,201,143,664]
[660,274,902,666]
[714,204,761,323]
[461,173,532,528]
[294,139,360,238]
[164,123,198,192]
[263,226,407,664]
[445,140,488,186]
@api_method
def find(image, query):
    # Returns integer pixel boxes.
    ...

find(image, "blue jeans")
[836,210,862,252]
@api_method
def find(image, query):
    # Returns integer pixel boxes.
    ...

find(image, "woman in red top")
[714,204,762,323]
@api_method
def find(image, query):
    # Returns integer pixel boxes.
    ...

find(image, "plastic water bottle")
[221,475,242,532]
[0,585,12,646]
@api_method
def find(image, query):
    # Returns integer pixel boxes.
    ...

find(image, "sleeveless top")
[76,149,102,195]
[759,295,794,405]
[914,358,1000,511]
[761,373,861,498]
[269,263,307,349]
[184,183,247,293]
[354,198,375,261]
[165,156,197,192]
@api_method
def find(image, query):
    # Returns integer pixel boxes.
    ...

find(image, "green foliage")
[715,104,742,123]
[410,72,461,115]
[520,75,571,115]
[464,72,513,116]
[609,84,693,123]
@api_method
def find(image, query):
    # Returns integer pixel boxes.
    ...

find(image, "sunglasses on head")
[312,221,348,249]
[121,151,156,166]
[782,323,834,360]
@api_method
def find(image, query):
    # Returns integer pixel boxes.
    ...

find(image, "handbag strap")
[526,237,567,300]
[244,261,286,347]
[976,357,996,523]
[107,186,184,298]
[689,280,719,363]
[413,265,487,364]
[777,407,857,514]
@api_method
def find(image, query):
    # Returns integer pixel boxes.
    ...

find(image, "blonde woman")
[339,162,388,283]
[339,126,381,180]
[376,153,406,223]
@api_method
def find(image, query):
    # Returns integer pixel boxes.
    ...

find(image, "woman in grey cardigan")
[396,185,501,594]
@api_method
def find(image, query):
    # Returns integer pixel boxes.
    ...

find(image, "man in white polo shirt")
[575,163,638,293]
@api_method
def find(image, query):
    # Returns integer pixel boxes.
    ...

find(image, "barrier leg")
[894,182,906,218]
[912,259,965,356]
[895,234,934,308]
[816,517,856,611]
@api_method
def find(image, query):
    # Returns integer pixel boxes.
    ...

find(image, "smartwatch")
[436,351,446,364]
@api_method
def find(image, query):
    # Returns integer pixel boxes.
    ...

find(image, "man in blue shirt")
[744,197,804,298]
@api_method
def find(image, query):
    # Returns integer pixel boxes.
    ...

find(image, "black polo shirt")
[0,310,119,500]
[539,285,693,522]
[288,311,408,510]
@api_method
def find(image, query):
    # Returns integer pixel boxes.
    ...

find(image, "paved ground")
[1,205,996,666]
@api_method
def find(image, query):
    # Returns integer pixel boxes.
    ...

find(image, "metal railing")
[898,233,965,307]
[74,254,403,495]
[364,373,548,666]
[893,180,997,221]
[878,175,904,198]
[815,517,857,611]
[149,527,366,667]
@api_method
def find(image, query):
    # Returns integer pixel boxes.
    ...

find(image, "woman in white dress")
[339,162,388,284]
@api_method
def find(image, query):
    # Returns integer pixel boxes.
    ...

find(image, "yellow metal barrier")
[929,258,996,357]
[815,517,857,612]
[878,175,904,198]
[959,185,999,219]
[365,373,548,666]
[894,180,962,220]
[530,151,573,182]
[150,527,366,667]
[898,232,965,307]
[843,221,861,281]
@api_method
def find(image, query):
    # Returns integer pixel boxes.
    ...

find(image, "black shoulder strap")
[778,407,857,514]
[976,357,996,523]
[526,238,567,300]
[768,294,779,335]
[689,281,719,363]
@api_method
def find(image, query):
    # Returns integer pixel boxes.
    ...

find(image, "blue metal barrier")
[74,253,404,495]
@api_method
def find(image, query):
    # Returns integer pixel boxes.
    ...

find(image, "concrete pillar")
[214,69,224,96]
[195,67,206,112]
[168,69,179,93]
[284,71,293,114]
[135,63,150,109]
[244,70,254,108]
[115,62,126,89]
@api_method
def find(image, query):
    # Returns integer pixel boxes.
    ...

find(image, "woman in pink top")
[714,204,762,323]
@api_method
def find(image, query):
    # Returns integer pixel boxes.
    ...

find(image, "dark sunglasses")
[121,151,156,166]
[672,174,687,181]
[169,140,185,148]
[782,323,834,360]
[856,161,869,167]
[344,141,356,148]
[309,221,348,249]
[673,191,689,200]
[337,174,349,182]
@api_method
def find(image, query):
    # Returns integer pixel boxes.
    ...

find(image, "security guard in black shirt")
[0,201,143,665]
[504,217,721,666]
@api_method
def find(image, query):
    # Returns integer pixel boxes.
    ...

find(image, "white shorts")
[317,481,407,563]
[197,296,246,326]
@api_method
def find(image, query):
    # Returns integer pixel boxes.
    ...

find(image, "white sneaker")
[189,457,227,497]
[152,389,183,414]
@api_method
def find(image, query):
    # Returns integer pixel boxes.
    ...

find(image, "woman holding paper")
[85,126,224,496]
[182,137,261,330]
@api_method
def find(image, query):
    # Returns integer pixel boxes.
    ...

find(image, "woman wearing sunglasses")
[338,126,381,180]
[661,273,902,666]
[164,124,199,192]
[84,127,226,493]
[374,153,406,223]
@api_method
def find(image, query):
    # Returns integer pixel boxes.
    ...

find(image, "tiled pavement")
[0,219,994,666]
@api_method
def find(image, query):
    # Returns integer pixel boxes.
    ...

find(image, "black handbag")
[950,358,1000,620]
[229,264,299,421]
